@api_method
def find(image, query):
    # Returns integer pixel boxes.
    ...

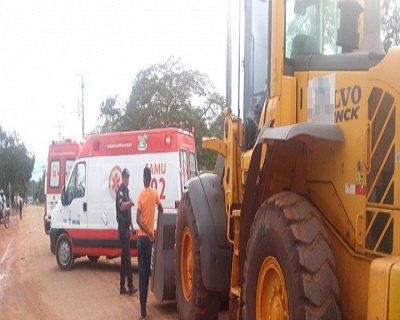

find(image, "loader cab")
[284,0,383,64]
[242,0,367,149]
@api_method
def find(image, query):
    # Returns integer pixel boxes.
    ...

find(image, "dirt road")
[0,206,229,319]
[0,206,179,320]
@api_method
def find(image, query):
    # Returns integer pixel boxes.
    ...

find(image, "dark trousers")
[119,229,132,287]
[138,236,152,317]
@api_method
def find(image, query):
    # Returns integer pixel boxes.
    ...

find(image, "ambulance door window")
[65,159,75,185]
[180,150,188,192]
[189,152,197,178]
[66,166,77,203]
[49,160,60,188]
[66,162,86,200]
[74,162,86,198]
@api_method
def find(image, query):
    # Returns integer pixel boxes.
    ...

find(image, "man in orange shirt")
[136,166,163,320]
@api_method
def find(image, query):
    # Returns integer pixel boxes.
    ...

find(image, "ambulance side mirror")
[61,186,73,206]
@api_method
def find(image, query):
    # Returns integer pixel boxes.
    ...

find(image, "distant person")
[0,189,5,221]
[116,168,137,296]
[18,193,23,220]
[136,166,163,320]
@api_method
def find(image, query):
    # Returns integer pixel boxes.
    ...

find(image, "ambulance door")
[179,149,197,192]
[179,150,189,193]
[87,158,115,231]
[63,161,88,229]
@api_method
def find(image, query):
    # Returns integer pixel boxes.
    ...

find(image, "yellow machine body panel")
[328,230,371,320]
[278,49,400,320]
[389,261,400,320]
[367,257,400,320]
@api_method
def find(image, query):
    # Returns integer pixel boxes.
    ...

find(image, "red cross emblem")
[51,165,59,178]
[108,165,122,200]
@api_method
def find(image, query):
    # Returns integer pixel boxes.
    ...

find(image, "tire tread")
[242,192,341,320]
[175,193,220,320]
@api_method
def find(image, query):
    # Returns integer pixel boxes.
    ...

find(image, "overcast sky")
[0,0,227,180]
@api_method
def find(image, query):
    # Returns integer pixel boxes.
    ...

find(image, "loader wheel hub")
[257,257,288,320]
[180,227,193,301]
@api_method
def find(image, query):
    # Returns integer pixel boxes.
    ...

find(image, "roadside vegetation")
[97,56,225,171]
[0,127,35,201]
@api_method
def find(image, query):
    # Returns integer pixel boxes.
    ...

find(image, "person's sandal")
[129,286,138,296]
[120,286,129,295]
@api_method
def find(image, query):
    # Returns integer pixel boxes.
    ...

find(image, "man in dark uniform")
[116,168,137,296]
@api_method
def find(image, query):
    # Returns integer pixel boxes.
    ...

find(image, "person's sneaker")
[120,286,129,295]
[129,286,138,296]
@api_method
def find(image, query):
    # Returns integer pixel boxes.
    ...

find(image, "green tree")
[97,95,123,133]
[98,57,225,170]
[382,0,400,52]
[0,126,35,197]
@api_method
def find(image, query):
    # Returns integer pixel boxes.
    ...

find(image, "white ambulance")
[49,127,197,270]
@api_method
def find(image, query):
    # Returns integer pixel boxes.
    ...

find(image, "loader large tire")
[175,193,220,320]
[242,192,341,320]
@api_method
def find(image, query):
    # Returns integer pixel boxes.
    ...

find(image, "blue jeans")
[137,236,152,317]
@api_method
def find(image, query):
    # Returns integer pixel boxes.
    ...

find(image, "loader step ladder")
[229,209,241,318]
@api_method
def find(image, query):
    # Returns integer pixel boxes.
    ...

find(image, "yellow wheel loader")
[152,0,400,319]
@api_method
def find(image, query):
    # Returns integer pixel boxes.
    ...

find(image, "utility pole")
[81,74,85,139]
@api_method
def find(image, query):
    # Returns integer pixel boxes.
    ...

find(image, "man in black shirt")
[116,168,137,296]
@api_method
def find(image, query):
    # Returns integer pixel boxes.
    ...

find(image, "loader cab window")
[243,0,271,151]
[66,162,86,200]
[286,0,340,59]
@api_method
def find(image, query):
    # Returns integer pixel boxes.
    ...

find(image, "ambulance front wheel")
[56,233,74,271]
